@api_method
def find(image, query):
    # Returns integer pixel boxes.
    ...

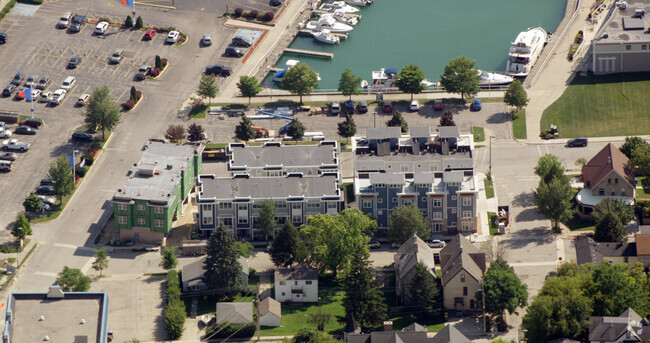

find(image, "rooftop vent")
[635,8,645,17]
[167,164,173,169]
[44,336,49,341]
[39,316,45,321]
[80,318,86,324]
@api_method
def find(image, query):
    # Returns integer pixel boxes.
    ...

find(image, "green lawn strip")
[541,73,650,138]
[188,104,208,119]
[183,295,217,316]
[511,109,527,140]
[488,212,499,235]
[29,193,72,223]
[564,213,595,231]
[484,178,494,199]
[472,126,485,142]
[636,176,650,199]
[205,143,228,149]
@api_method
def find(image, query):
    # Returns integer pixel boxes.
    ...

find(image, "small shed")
[258,297,282,327]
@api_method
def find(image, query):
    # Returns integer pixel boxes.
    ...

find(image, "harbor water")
[263,0,566,90]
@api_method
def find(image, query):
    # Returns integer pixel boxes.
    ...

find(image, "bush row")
[164,270,185,340]
[0,0,17,23]
[232,8,275,21]
[17,0,43,4]
[205,321,255,338]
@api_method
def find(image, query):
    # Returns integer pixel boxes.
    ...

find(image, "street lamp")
[72,150,79,186]
[488,136,495,176]
[373,111,377,128]
[17,227,22,271]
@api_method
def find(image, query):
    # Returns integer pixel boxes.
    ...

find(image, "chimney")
[383,321,393,332]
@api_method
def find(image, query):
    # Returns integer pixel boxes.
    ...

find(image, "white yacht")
[313,29,340,44]
[319,1,360,13]
[305,14,354,33]
[344,0,372,6]
[332,11,358,26]
[361,68,399,90]
[477,70,514,87]
[505,27,548,77]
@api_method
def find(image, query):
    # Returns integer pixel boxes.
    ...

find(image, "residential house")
[227,141,339,177]
[274,265,318,303]
[430,324,471,343]
[196,173,342,240]
[353,126,478,236]
[637,233,650,268]
[112,141,203,244]
[575,234,650,268]
[347,321,434,343]
[439,234,486,314]
[394,234,436,305]
[591,1,650,74]
[577,143,635,218]
[589,308,650,342]
[3,286,109,343]
[181,256,249,293]
[216,302,253,325]
[258,297,281,327]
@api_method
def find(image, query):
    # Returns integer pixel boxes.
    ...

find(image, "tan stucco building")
[439,234,486,314]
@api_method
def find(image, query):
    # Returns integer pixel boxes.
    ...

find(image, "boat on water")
[313,29,340,44]
[477,70,514,87]
[319,1,360,13]
[361,68,399,90]
[344,0,372,6]
[273,59,321,82]
[305,14,354,33]
[505,27,547,77]
[332,11,359,26]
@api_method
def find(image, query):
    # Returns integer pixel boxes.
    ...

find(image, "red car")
[143,30,156,40]
[382,100,392,113]
[434,99,443,111]
[20,118,42,128]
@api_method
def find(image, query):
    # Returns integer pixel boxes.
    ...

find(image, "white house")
[259,297,282,327]
[274,265,318,303]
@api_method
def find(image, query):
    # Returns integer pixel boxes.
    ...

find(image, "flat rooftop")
[198,173,341,200]
[229,142,338,169]
[595,3,650,43]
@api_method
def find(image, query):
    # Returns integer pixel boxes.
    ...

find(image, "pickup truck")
[136,65,152,80]
[2,139,30,151]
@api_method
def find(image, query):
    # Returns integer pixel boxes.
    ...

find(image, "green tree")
[124,15,133,28]
[235,115,255,141]
[135,16,143,28]
[385,111,408,133]
[203,225,243,293]
[395,64,426,100]
[164,298,186,339]
[592,198,634,226]
[534,154,565,186]
[257,199,277,241]
[407,263,441,318]
[302,209,376,276]
[337,114,357,142]
[307,311,332,331]
[197,73,218,105]
[594,212,625,242]
[233,241,254,258]
[92,248,109,277]
[23,192,42,213]
[11,213,32,242]
[338,68,362,100]
[155,55,162,70]
[47,154,74,202]
[160,246,178,270]
[619,136,648,159]
[503,80,529,112]
[237,76,262,105]
[630,143,650,176]
[586,262,649,317]
[187,123,205,142]
[281,63,319,104]
[130,85,137,102]
[286,118,305,142]
[533,177,573,230]
[478,259,528,322]
[82,85,121,140]
[270,222,302,268]
[164,124,186,143]
[344,248,387,331]
[388,204,429,245]
[54,266,91,292]
[291,328,335,343]
[440,56,480,100]
[575,157,587,167]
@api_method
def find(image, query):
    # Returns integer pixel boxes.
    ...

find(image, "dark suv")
[0,33,6,44]
[20,118,42,128]
[225,47,244,57]
[69,15,86,32]
[232,37,252,47]
[2,84,16,97]
[567,137,588,147]
[72,131,94,142]
[205,64,232,77]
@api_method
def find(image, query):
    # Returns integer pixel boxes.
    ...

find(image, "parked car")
[136,65,151,80]
[94,21,109,35]
[0,152,16,161]
[40,91,52,102]
[471,99,482,111]
[345,100,355,114]
[109,49,123,64]
[330,101,341,116]
[410,100,419,111]
[225,47,244,57]
[427,239,446,248]
[433,99,443,111]
[270,0,282,6]
[40,178,54,186]
[143,29,156,40]
[2,139,29,151]
[0,161,11,172]
[567,137,588,147]
[383,100,393,113]
[67,56,82,69]
[2,84,16,97]
[201,34,212,45]
[35,185,55,195]
[71,131,93,142]
[61,76,76,90]
[14,88,27,100]
[357,100,368,113]
[69,15,86,32]
[36,75,51,89]
[11,72,24,86]
[37,195,56,205]
[0,32,6,44]
[76,94,90,106]
[19,118,42,128]
[232,37,252,47]
[26,89,41,102]
[166,31,180,43]
[57,12,74,29]
[14,125,37,135]
[25,75,38,88]
[49,89,67,105]
[0,130,11,139]
[368,240,381,249]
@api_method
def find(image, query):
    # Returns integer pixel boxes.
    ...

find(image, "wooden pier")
[283,48,334,59]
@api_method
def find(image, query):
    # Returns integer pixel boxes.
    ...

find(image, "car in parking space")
[37,195,56,205]
[471,99,482,111]
[69,15,86,32]
[166,31,180,44]
[14,88,26,100]
[330,101,341,116]
[14,125,37,135]
[61,76,76,90]
[40,91,52,102]
[136,65,151,80]
[94,21,109,35]
[49,89,67,105]
[357,100,368,113]
[76,94,90,106]
[37,75,51,89]
[19,118,42,128]
[2,84,16,97]
[109,49,123,64]
[225,47,245,57]
[0,32,6,44]
[0,161,11,172]
[25,75,38,88]
[201,34,212,45]
[205,64,232,77]
[67,56,82,69]
[427,239,446,248]
[36,185,55,195]
[26,89,41,102]
[270,0,282,6]
[434,99,443,111]
[0,152,16,161]
[40,178,54,186]
[410,100,419,111]
[71,131,93,142]
[368,240,381,249]
[232,37,252,47]
[567,137,588,147]
[345,100,355,114]
[143,29,156,40]
[57,12,74,29]
[0,130,11,139]
[383,100,393,113]
[11,72,24,86]
[2,139,29,151]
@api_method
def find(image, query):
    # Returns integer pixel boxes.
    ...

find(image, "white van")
[0,161,12,172]
[61,76,76,90]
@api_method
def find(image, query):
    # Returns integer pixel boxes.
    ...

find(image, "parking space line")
[27,42,47,65]
[39,45,60,67]
[97,63,109,75]
[51,46,70,68]
[59,85,76,106]
[127,30,139,41]
[79,86,91,96]
[115,89,128,103]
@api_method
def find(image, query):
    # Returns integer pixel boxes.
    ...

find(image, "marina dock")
[312,10,362,20]
[297,29,348,40]
[283,48,334,59]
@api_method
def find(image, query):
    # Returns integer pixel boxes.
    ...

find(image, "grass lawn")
[636,176,650,200]
[564,213,596,231]
[29,193,72,224]
[541,73,650,137]
[488,212,499,235]
[473,126,485,142]
[260,291,346,336]
[484,177,494,199]
[188,104,208,119]
[512,109,527,140]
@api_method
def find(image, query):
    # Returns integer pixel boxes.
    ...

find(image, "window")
[470,299,475,309]
[276,217,286,225]
[154,206,164,214]
[221,218,233,227]
[392,197,397,202]
[292,203,301,209]
[275,201,287,209]
[461,274,465,282]
[463,211,472,218]
[432,199,442,207]
[463,287,468,296]
[362,199,373,209]
[432,223,442,232]
[451,222,456,227]
[154,219,164,228]
[238,204,248,211]
[462,222,471,231]
[137,204,145,211]
[433,212,442,220]
[202,216,213,225]
[643,44,648,50]
[252,203,260,209]
[378,210,383,215]
[611,191,615,196]
[306,281,312,285]
[421,210,427,216]
[378,198,383,204]
[451,195,457,201]
[279,281,286,286]
[626,44,631,51]
[401,165,408,172]
[598,57,616,73]
[451,209,457,214]
[219,202,232,210]
[621,190,626,196]
[202,204,212,212]
[306,202,321,208]
[615,178,618,184]
[292,215,302,223]
[281,292,286,296]
[294,281,298,285]
[624,257,629,263]
[422,197,426,202]
[462,197,472,206]
[137,217,146,225]
[608,178,611,184]
[118,216,127,224]
[598,188,605,196]
[238,217,248,224]
[117,203,127,211]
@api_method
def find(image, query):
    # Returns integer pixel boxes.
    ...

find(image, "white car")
[50,89,67,105]
[76,93,90,105]
[202,34,212,45]
[409,100,419,111]
[0,130,11,139]
[61,76,76,90]
[166,31,179,43]
[40,91,52,103]
[26,89,41,102]
[94,21,109,35]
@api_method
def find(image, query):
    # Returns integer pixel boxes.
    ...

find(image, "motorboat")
[361,68,399,91]
[273,59,321,82]
[319,1,359,13]
[505,27,548,77]
[332,11,359,26]
[305,14,354,33]
[477,70,514,87]
[344,0,372,6]
[312,29,340,44]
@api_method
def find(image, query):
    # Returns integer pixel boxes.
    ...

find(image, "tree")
[592,198,634,227]
[155,55,162,70]
[307,311,332,331]
[160,246,178,270]
[439,111,455,127]
[388,204,429,245]
[478,259,528,323]
[270,222,301,268]
[233,241,254,258]
[203,225,243,293]
[164,124,186,143]
[48,154,74,202]
[407,263,441,318]
[594,212,625,242]
[135,16,143,28]
[281,63,319,104]
[385,111,408,133]
[440,56,479,100]
[130,85,138,103]
[11,213,32,241]
[630,143,650,176]
[395,64,426,100]
[187,123,205,142]
[291,328,335,343]
[619,136,647,158]
[504,80,529,112]
[338,68,362,100]
[575,157,587,167]
[286,118,305,142]
[237,76,262,105]
[82,85,121,140]
[124,15,133,28]
[337,114,357,142]
[534,154,565,186]
[302,209,376,276]
[23,192,42,213]
[54,266,91,292]
[344,248,388,331]
[235,115,255,141]
[197,73,218,105]
[91,248,109,277]
[533,177,573,230]
[164,298,186,339]
[258,199,277,241]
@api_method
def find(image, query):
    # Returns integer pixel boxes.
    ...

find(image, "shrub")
[130,86,137,102]
[249,10,258,18]
[80,154,94,166]
[17,0,44,4]
[90,140,102,151]
[155,55,162,69]
[136,91,142,101]
[124,15,133,28]
[153,67,161,75]
[567,44,579,61]
[234,8,243,17]
[575,31,584,44]
[149,69,159,77]
[75,166,88,177]
[205,322,255,338]
[161,58,168,68]
[263,11,274,21]
[123,100,135,111]
[135,16,143,28]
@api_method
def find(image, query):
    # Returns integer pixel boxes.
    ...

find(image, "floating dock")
[312,10,362,20]
[298,29,348,40]
[283,48,334,59]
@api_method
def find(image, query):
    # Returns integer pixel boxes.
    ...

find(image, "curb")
[123,94,144,113]
[151,62,169,80]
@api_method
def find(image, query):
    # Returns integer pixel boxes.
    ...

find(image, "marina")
[283,48,334,59]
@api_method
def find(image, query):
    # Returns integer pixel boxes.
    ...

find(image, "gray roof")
[259,297,281,317]
[410,126,430,138]
[438,126,460,139]
[347,331,431,343]
[229,141,338,169]
[589,308,650,342]
[366,127,401,140]
[370,173,405,185]
[198,173,340,200]
[413,173,434,184]
[394,235,436,281]
[216,302,254,324]
[430,324,471,343]
[442,171,463,183]
[182,256,248,283]
[275,265,318,281]
[575,236,637,266]
[595,2,650,44]
[402,322,427,332]
[439,234,485,286]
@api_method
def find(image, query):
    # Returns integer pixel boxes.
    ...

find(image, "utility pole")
[256,284,260,342]
[482,279,487,334]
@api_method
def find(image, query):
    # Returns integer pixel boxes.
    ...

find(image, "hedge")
[0,0,17,23]
[17,0,43,4]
